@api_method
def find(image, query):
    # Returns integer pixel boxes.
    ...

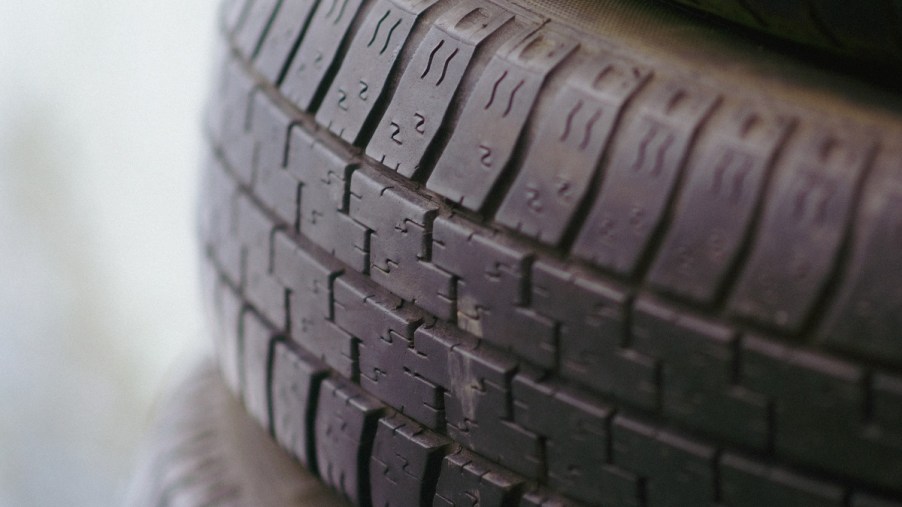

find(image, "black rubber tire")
[200,0,902,505]
[656,0,902,68]
[125,357,348,507]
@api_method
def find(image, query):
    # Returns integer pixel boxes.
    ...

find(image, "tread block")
[253,0,319,83]
[217,281,245,395]
[512,372,613,504]
[370,413,449,507]
[286,127,370,271]
[221,0,251,34]
[632,297,769,449]
[405,322,543,479]
[249,91,301,225]
[271,340,328,468]
[647,105,792,303]
[432,217,556,368]
[200,154,240,276]
[317,0,439,145]
[720,453,845,507]
[496,56,650,245]
[272,232,356,377]
[349,167,455,320]
[821,151,902,363]
[434,448,524,507]
[873,374,902,430]
[365,0,514,177]
[594,465,644,507]
[332,277,443,428]
[426,27,577,210]
[531,261,658,408]
[741,336,902,492]
[852,494,902,507]
[741,334,864,424]
[519,488,584,507]
[632,297,734,384]
[234,0,281,58]
[314,378,384,506]
[242,310,277,428]
[237,195,287,329]
[727,127,872,332]
[215,63,258,186]
[572,79,720,276]
[612,414,717,507]
[280,0,365,111]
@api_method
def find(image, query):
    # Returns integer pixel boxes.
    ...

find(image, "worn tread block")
[405,322,543,479]
[728,126,872,332]
[241,310,277,428]
[572,80,720,276]
[237,195,288,329]
[647,105,792,303]
[272,232,356,377]
[512,372,613,504]
[317,0,439,145]
[496,56,650,245]
[366,0,514,177]
[315,378,384,506]
[821,151,902,364]
[432,217,556,369]
[720,453,846,507]
[434,448,524,507]
[427,27,577,210]
[370,413,449,507]
[271,340,328,468]
[531,260,658,409]
[286,127,370,271]
[612,414,717,507]
[280,0,365,111]
[632,296,769,449]
[332,277,444,428]
[349,167,455,320]
[253,0,319,83]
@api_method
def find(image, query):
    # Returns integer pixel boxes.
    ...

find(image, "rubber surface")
[125,358,349,507]
[657,0,902,67]
[200,0,902,505]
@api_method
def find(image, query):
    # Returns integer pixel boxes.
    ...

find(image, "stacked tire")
[194,0,902,505]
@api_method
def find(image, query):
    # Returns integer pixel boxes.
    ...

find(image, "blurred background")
[0,1,217,505]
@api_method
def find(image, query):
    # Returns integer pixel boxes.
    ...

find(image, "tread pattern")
[201,0,902,505]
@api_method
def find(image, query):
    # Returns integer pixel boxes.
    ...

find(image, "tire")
[125,358,348,507]
[656,0,902,68]
[199,0,902,505]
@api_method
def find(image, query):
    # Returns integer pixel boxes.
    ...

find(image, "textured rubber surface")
[200,0,902,505]
[125,358,349,507]
[657,0,902,67]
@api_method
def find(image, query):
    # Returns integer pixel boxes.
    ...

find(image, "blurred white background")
[0,1,217,505]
